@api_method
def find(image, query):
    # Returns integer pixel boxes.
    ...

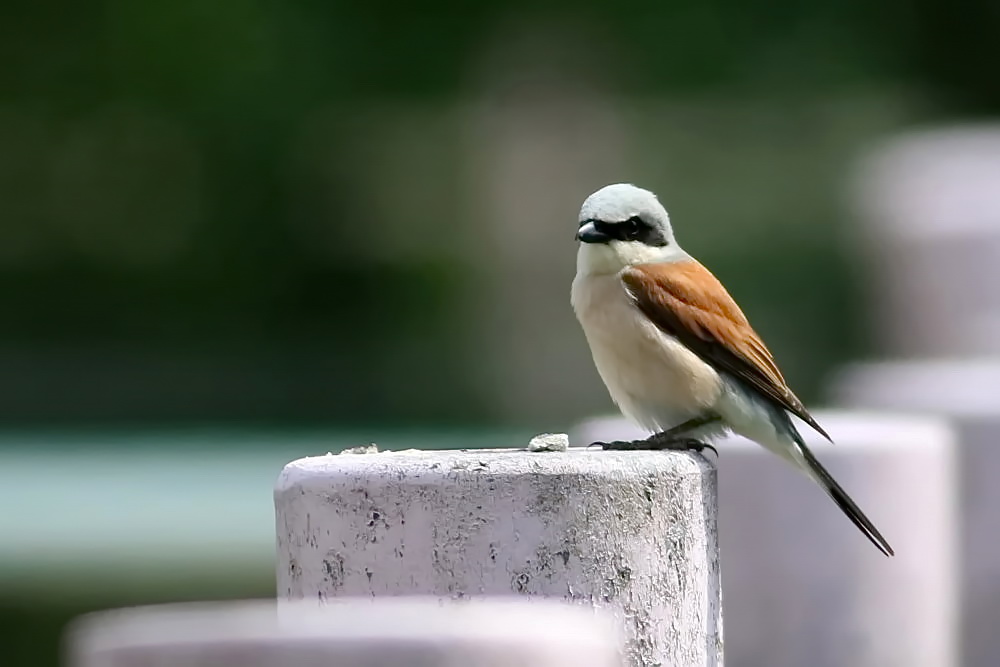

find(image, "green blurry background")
[1,1,996,664]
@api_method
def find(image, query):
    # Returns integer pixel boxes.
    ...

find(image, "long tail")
[790,432,894,557]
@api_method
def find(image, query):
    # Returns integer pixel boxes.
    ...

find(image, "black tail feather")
[795,440,895,557]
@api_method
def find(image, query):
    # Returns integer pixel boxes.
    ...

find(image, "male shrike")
[571,183,893,557]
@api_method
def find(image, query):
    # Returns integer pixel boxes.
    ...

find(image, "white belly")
[571,271,724,432]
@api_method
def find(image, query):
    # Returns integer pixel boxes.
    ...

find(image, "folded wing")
[621,261,831,441]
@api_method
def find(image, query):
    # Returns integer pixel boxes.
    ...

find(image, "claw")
[689,441,718,457]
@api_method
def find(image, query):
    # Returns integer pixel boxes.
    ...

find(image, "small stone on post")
[274,444,722,667]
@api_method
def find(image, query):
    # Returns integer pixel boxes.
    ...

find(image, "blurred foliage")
[0,0,995,427]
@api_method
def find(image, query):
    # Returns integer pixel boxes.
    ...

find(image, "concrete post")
[849,125,1000,356]
[274,447,722,667]
[459,30,631,425]
[66,597,623,667]
[829,359,1000,667]
[572,410,959,667]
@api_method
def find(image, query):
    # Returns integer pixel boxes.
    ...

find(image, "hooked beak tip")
[576,221,611,244]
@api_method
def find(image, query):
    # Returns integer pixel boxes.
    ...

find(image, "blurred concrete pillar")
[829,359,1000,667]
[849,125,1000,356]
[572,410,959,667]
[274,447,722,667]
[66,597,623,667]
[457,20,632,424]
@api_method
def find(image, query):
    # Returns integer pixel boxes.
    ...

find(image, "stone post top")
[275,445,714,494]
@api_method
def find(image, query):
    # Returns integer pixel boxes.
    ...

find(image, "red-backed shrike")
[571,182,893,556]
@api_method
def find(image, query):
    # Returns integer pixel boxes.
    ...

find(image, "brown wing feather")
[621,262,832,441]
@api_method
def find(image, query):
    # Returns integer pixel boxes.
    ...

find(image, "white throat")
[576,241,690,276]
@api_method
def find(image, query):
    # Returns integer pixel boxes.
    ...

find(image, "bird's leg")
[645,437,718,457]
[646,415,722,455]
[651,415,720,441]
[592,415,722,455]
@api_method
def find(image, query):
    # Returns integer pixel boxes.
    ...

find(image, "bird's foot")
[587,439,645,450]
[589,436,717,457]
[653,437,718,457]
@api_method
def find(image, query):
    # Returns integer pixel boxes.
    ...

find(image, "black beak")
[575,221,611,244]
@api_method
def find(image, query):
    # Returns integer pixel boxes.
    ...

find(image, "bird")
[570,182,894,557]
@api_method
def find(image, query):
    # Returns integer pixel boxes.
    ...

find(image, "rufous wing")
[621,261,831,441]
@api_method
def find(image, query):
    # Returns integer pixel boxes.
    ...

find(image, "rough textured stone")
[528,432,570,452]
[67,597,623,667]
[274,448,721,667]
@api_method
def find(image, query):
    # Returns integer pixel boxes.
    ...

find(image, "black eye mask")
[582,216,670,247]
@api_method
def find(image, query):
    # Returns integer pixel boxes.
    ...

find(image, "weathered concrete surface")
[831,359,1000,667]
[275,447,721,667]
[67,597,623,667]
[573,410,959,667]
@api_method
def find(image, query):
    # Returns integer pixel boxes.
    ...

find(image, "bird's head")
[575,183,688,276]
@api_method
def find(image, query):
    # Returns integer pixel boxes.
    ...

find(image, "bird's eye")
[625,216,643,236]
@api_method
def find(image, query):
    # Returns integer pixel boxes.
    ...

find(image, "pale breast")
[571,271,723,429]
